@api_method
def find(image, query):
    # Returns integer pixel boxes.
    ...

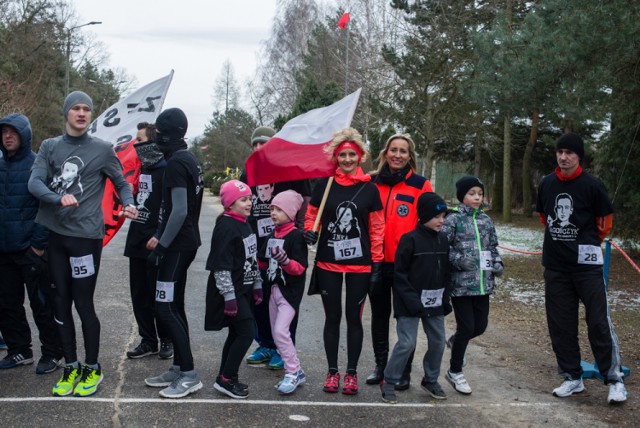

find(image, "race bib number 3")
[578,245,604,265]
[69,255,95,278]
[480,250,492,271]
[333,238,363,261]
[139,174,152,192]
[156,281,175,302]
[421,288,444,308]
[257,217,275,237]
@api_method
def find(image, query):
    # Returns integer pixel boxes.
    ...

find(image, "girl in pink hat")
[204,179,263,399]
[257,190,308,394]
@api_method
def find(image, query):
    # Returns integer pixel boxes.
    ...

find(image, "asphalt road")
[0,192,606,427]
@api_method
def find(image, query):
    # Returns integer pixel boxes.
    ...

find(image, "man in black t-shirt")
[536,133,627,405]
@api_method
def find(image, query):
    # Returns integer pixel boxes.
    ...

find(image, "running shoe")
[380,380,397,404]
[446,369,472,395]
[214,375,249,399]
[246,346,274,364]
[322,372,340,393]
[159,372,203,398]
[158,339,173,360]
[608,381,627,404]
[277,370,306,395]
[73,364,104,397]
[421,378,447,400]
[0,352,34,369]
[268,352,284,370]
[36,356,62,374]
[552,378,585,398]
[52,365,81,396]
[126,342,158,359]
[145,366,181,387]
[342,373,358,395]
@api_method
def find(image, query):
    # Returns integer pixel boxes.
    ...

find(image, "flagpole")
[313,177,334,232]
[344,23,349,95]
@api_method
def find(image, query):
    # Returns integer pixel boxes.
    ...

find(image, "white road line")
[0,396,559,408]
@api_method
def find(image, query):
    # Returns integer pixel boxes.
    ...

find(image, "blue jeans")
[384,315,446,384]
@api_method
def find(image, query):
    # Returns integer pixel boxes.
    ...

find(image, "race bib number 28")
[69,255,95,278]
[578,245,604,265]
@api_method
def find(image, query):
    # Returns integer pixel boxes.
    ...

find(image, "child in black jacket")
[381,192,452,404]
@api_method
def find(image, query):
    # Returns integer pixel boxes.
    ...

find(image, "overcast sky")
[72,0,279,139]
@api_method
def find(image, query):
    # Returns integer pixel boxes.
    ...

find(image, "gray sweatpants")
[384,315,446,384]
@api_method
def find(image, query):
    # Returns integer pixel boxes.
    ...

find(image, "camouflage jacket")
[442,204,502,297]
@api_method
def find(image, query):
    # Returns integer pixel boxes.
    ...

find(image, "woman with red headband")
[365,134,433,390]
[304,128,384,396]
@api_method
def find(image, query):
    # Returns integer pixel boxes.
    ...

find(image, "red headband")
[334,141,363,160]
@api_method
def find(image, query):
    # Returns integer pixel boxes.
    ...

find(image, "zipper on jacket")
[472,209,485,294]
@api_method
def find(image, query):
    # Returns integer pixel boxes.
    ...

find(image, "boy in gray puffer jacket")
[441,176,503,396]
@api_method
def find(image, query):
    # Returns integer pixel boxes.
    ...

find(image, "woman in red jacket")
[304,128,384,396]
[366,134,433,389]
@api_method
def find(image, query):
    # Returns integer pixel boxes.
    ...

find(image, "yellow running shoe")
[73,364,104,397]
[52,365,81,396]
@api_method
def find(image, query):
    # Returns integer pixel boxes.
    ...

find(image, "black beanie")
[156,108,188,141]
[456,176,484,203]
[555,133,584,160]
[418,192,448,224]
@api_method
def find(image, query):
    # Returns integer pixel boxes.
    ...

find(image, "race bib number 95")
[70,255,95,279]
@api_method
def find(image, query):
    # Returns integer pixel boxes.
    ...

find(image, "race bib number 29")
[69,255,95,278]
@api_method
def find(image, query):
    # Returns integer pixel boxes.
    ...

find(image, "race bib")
[69,255,95,279]
[421,288,444,308]
[266,238,285,257]
[155,281,175,302]
[243,234,258,258]
[333,238,363,261]
[578,245,603,265]
[257,217,275,237]
[138,174,152,192]
[480,251,493,271]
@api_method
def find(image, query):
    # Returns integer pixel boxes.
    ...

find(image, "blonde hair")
[374,133,418,173]
[324,127,368,162]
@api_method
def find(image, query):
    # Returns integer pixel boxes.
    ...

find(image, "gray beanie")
[63,91,93,119]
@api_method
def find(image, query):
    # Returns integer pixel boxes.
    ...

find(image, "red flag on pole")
[338,11,350,29]
[245,88,362,186]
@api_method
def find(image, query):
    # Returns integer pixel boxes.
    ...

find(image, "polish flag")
[245,88,362,186]
[338,11,350,29]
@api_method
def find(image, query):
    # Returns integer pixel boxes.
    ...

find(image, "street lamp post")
[64,21,102,97]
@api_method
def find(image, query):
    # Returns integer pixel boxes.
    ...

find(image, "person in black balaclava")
[144,108,205,399]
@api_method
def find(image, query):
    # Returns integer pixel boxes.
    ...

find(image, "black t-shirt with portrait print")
[310,177,383,265]
[239,170,311,250]
[124,161,166,259]
[258,228,308,310]
[536,171,613,273]
[206,214,259,297]
[158,149,204,252]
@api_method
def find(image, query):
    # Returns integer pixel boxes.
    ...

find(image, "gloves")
[459,257,476,271]
[492,262,504,277]
[369,262,383,294]
[304,230,319,245]
[252,288,264,305]
[252,279,264,305]
[147,244,167,267]
[224,298,238,317]
[443,299,453,316]
[271,247,290,266]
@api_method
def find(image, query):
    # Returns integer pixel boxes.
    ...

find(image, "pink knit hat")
[220,179,252,209]
[271,190,303,222]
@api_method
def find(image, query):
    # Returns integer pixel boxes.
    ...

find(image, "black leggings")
[155,250,196,371]
[450,295,490,372]
[48,232,103,365]
[318,267,369,374]
[219,293,254,379]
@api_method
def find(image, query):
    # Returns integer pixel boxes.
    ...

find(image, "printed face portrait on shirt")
[50,156,84,196]
[256,184,274,203]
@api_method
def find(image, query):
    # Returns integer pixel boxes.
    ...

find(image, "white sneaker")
[446,369,472,395]
[608,381,627,404]
[552,378,585,397]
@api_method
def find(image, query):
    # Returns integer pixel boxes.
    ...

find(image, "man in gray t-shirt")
[29,90,138,398]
